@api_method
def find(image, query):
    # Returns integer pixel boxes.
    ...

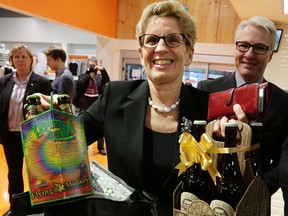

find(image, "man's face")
[234,25,274,83]
[46,55,59,70]
[87,60,97,69]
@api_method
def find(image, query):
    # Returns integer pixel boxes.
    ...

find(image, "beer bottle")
[210,122,246,215]
[57,94,73,114]
[248,122,263,177]
[178,120,210,212]
[25,95,43,119]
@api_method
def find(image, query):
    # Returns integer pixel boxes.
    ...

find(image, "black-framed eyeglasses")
[139,33,186,48]
[235,41,271,55]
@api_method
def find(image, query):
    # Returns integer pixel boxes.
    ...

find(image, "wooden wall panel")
[116,0,155,40]
[116,0,241,44]
[186,0,220,43]
[216,0,241,43]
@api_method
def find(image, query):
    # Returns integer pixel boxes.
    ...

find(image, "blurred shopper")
[43,45,75,99]
[75,56,110,155]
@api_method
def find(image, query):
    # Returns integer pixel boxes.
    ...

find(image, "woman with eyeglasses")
[197,16,288,215]
[83,1,210,214]
[85,1,208,214]
[34,1,210,215]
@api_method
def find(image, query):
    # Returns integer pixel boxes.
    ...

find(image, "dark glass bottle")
[248,122,263,177]
[25,95,43,119]
[210,122,246,215]
[57,94,73,114]
[178,120,211,212]
[244,122,263,186]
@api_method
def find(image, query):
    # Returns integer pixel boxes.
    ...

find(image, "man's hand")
[213,104,248,137]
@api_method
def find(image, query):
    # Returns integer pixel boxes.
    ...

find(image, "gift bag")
[11,161,158,216]
[20,94,93,206]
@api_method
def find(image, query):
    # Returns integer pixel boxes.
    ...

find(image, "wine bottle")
[244,122,264,186]
[210,122,246,215]
[248,122,263,177]
[178,120,211,212]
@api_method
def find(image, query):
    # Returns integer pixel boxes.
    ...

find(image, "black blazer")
[198,73,288,194]
[80,80,209,199]
[0,72,52,144]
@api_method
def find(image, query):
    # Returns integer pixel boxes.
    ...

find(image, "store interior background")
[0,0,287,214]
[0,0,287,88]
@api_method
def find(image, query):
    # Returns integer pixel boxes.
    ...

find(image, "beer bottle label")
[187,200,213,216]
[26,105,43,119]
[210,199,235,216]
[59,104,73,114]
[180,192,199,212]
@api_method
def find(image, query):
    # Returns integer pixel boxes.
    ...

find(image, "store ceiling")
[229,0,288,25]
[0,0,288,24]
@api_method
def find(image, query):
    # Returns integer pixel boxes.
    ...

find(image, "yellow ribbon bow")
[175,132,221,184]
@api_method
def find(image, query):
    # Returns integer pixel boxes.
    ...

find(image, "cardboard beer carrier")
[173,120,270,216]
[20,94,93,206]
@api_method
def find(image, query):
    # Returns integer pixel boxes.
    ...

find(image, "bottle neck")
[224,126,237,148]
[250,125,262,145]
[193,124,206,142]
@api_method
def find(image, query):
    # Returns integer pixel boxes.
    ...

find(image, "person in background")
[32,54,41,75]
[74,56,110,155]
[197,16,288,213]
[42,45,75,99]
[0,64,13,77]
[0,44,52,216]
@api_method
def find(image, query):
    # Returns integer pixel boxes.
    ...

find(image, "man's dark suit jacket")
[80,80,209,214]
[197,72,288,194]
[0,72,52,144]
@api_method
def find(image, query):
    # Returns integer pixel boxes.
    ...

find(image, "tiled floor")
[0,142,107,215]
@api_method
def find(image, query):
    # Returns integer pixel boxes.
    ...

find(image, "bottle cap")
[249,122,263,127]
[26,94,41,100]
[57,94,70,99]
[193,120,207,125]
[224,122,238,127]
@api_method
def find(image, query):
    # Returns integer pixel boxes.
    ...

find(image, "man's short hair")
[43,45,67,62]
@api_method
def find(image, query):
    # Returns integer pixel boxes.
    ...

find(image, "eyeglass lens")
[141,33,184,48]
[236,42,269,54]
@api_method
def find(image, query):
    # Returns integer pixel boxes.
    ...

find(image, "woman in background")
[0,44,52,216]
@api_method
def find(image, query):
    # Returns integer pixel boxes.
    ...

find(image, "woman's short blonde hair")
[9,43,33,70]
[135,1,196,51]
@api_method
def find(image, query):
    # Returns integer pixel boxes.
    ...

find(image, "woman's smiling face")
[138,16,193,85]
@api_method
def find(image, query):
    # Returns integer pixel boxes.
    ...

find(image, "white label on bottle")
[187,200,214,216]
[210,199,235,216]
[180,192,199,212]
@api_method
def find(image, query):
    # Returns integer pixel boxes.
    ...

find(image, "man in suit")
[197,16,288,200]
[43,45,75,99]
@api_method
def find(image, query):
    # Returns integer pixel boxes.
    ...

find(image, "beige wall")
[265,24,288,90]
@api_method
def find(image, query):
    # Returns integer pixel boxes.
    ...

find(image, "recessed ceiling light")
[284,0,288,14]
